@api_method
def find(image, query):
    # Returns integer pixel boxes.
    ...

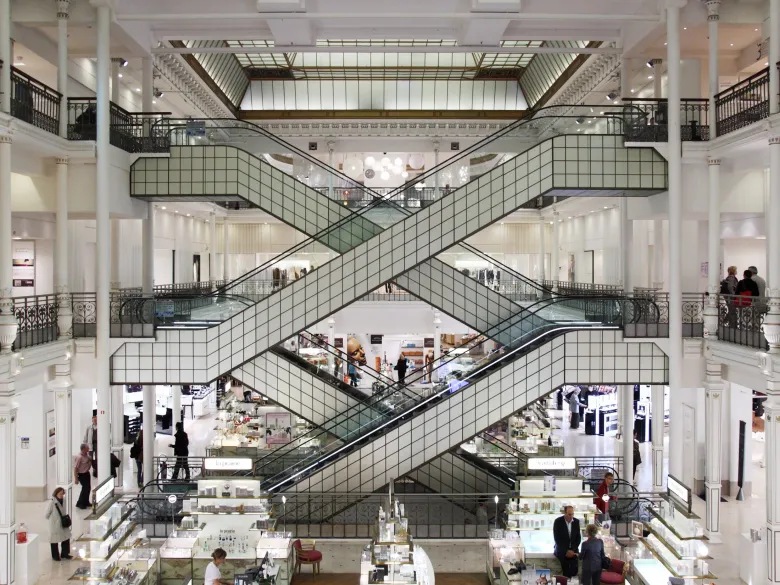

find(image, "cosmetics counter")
[358,489,434,585]
[69,499,158,585]
[159,478,293,585]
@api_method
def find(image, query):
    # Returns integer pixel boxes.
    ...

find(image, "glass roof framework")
[226,39,545,80]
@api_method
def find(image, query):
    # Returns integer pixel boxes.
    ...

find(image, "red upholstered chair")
[601,559,627,584]
[293,539,323,575]
[553,577,568,585]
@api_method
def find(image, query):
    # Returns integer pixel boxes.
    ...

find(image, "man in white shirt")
[750,266,767,297]
[83,416,98,477]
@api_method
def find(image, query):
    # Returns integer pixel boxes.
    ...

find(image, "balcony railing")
[71,292,156,338]
[66,98,171,153]
[715,66,771,137]
[0,61,61,136]
[11,294,59,350]
[622,98,710,142]
[538,280,624,296]
[716,293,768,350]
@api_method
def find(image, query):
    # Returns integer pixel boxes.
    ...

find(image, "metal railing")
[717,293,768,350]
[539,280,624,296]
[313,186,439,209]
[622,98,710,142]
[66,97,171,152]
[715,66,771,137]
[11,294,58,350]
[0,61,62,136]
[71,292,155,338]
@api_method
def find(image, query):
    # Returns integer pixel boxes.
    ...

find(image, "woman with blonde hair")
[45,487,72,561]
[579,524,607,585]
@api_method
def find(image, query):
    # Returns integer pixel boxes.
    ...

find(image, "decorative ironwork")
[717,293,768,350]
[11,294,59,350]
[681,293,706,337]
[66,97,171,153]
[71,293,155,338]
[622,98,710,142]
[715,66,770,136]
[1,60,61,135]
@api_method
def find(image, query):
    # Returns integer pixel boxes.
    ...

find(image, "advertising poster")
[12,240,35,293]
[46,410,57,496]
[265,412,292,445]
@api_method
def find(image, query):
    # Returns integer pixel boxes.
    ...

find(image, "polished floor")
[290,574,489,584]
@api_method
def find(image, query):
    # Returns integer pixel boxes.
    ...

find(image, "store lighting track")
[268,324,619,491]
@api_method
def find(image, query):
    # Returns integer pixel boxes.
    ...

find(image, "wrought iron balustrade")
[622,98,710,142]
[66,97,171,152]
[715,66,771,137]
[716,293,768,350]
[12,294,58,350]
[0,61,61,135]
[71,292,155,338]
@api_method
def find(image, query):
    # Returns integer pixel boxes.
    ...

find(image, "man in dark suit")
[553,505,581,578]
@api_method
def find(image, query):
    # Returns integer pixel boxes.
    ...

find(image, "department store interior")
[2,0,780,584]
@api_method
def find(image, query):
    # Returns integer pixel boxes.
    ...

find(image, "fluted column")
[538,216,546,281]
[552,210,559,289]
[765,136,780,352]
[110,219,121,291]
[765,387,780,583]
[57,1,70,137]
[142,203,154,294]
[653,220,664,289]
[621,385,635,488]
[433,140,440,199]
[56,158,73,339]
[171,385,181,429]
[208,211,216,284]
[142,384,154,489]
[327,142,335,201]
[0,132,16,354]
[0,380,17,585]
[705,0,720,137]
[48,364,73,512]
[703,360,724,542]
[620,197,632,291]
[327,318,335,371]
[433,314,441,382]
[223,219,230,281]
[651,59,663,99]
[703,158,721,336]
[771,0,780,116]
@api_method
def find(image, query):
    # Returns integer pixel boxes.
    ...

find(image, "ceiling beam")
[239,109,529,120]
[119,12,661,22]
[152,44,621,55]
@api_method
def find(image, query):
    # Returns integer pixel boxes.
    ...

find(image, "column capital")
[665,0,688,8]
[57,0,71,19]
[708,158,721,165]
[432,139,440,151]
[650,58,663,67]
[88,0,116,9]
[0,134,12,145]
[55,156,69,165]
[703,0,720,20]
[770,136,780,146]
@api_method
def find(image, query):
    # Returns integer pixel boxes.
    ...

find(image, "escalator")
[112,108,667,386]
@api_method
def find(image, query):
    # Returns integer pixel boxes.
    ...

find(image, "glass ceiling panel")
[315,39,459,46]
[480,40,544,68]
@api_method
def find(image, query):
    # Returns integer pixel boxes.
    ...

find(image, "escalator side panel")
[112,136,668,385]
[407,452,512,494]
[231,352,360,426]
[285,330,668,492]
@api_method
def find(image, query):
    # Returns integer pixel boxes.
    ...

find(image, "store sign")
[424,338,435,348]
[204,457,253,471]
[527,457,577,470]
[92,478,115,509]
[370,334,383,344]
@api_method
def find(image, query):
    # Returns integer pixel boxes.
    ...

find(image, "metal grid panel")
[408,452,510,494]
[111,136,667,385]
[289,331,667,493]
[183,40,249,107]
[480,40,544,69]
[519,41,587,107]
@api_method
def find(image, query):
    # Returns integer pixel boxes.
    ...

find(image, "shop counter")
[630,558,672,585]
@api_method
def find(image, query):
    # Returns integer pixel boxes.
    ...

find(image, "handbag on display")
[55,501,72,529]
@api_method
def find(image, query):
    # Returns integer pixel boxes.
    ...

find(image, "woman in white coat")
[45,487,72,561]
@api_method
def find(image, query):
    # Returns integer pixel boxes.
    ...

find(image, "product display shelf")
[486,532,524,585]
[74,519,137,561]
[647,503,707,540]
[77,502,133,542]
[192,479,274,517]
[644,522,712,560]
[506,489,597,532]
[635,538,715,580]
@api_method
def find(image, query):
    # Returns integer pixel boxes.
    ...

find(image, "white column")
[94,0,112,482]
[110,219,121,291]
[327,318,335,371]
[620,197,632,291]
[705,1,720,137]
[666,0,685,480]
[703,360,724,542]
[772,0,780,116]
[56,158,73,339]
[171,386,181,429]
[552,210,560,286]
[141,57,153,112]
[208,211,216,284]
[433,314,441,382]
[49,364,73,512]
[622,385,635,486]
[651,385,665,490]
[0,381,17,585]
[142,384,154,488]
[704,159,721,335]
[110,385,123,455]
[142,203,154,294]
[433,140,440,199]
[111,58,121,104]
[766,138,780,353]
[0,0,10,113]
[0,134,16,354]
[653,219,664,289]
[652,59,663,99]
[57,1,70,138]
[765,387,780,584]
[538,216,546,281]
[223,219,230,281]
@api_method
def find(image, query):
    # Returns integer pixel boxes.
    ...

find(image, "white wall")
[723,238,766,280]
[15,382,52,500]
[555,208,621,285]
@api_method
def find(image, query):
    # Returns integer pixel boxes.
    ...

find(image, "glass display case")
[69,560,117,582]
[647,500,705,539]
[78,501,132,541]
[506,479,597,532]
[74,519,136,561]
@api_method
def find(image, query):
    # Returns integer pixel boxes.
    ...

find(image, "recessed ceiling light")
[152,100,156,104]
[568,216,572,219]
[161,206,167,210]
[603,206,609,209]
[683,27,687,30]
[648,75,653,79]
[12,62,24,66]
[118,73,123,78]
[664,42,667,46]
[756,28,759,32]
[136,88,140,92]
[174,210,178,213]
[600,111,605,114]
[630,88,635,93]
[186,213,191,217]
[730,43,734,47]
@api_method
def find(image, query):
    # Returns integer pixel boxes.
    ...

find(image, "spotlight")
[647,60,653,68]
[154,89,164,99]
[575,117,585,125]
[606,92,618,101]
[119,58,128,67]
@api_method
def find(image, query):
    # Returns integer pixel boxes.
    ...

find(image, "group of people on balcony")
[720,265,766,302]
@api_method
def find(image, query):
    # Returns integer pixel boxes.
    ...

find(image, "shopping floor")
[13,390,764,585]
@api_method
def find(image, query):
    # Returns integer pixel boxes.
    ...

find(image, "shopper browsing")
[348,360,358,387]
[595,472,617,518]
[552,505,581,578]
[45,487,72,561]
[632,430,642,486]
[579,524,607,585]
[720,266,739,295]
[205,548,229,585]
[395,354,408,385]
[749,266,767,297]
[73,444,92,509]
[130,431,144,488]
[736,269,760,297]
[171,422,190,481]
